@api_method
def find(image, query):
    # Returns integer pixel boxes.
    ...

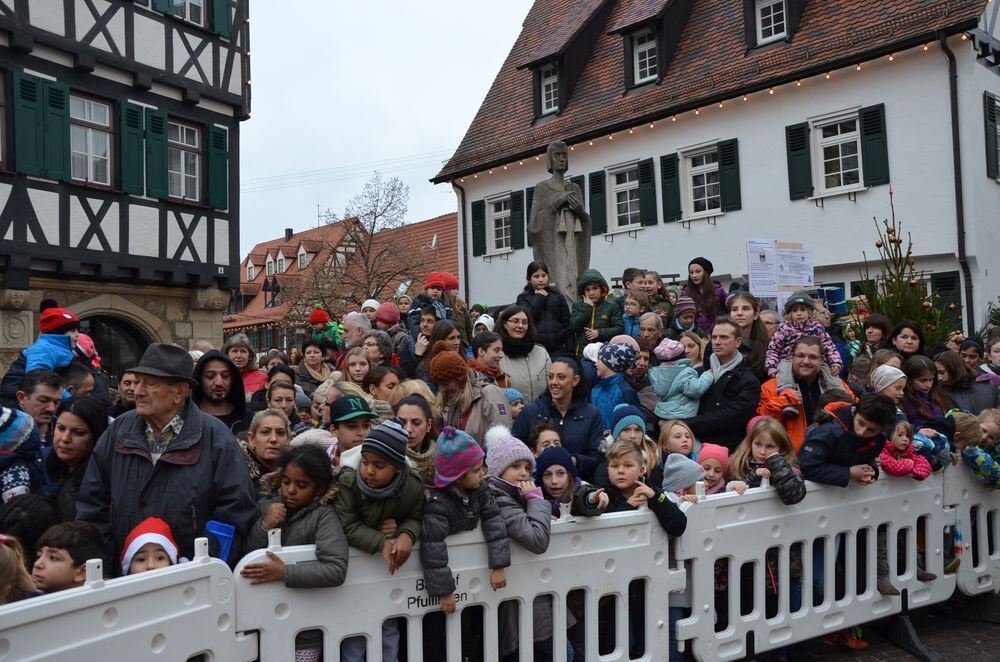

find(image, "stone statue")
[527,141,591,300]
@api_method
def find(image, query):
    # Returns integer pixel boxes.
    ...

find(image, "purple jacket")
[682,280,728,334]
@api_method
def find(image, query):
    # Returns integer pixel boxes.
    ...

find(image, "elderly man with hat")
[76,343,256,573]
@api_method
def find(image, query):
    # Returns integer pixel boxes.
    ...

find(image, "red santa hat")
[120,517,180,574]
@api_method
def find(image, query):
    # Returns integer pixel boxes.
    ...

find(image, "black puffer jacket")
[515,285,571,356]
[684,360,761,450]
[943,379,1000,415]
[419,483,511,598]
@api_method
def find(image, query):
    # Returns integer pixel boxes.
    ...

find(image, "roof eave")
[431,21,977,185]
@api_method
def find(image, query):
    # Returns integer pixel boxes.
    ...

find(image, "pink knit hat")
[375,301,401,325]
[484,426,535,478]
[433,427,485,488]
[746,415,771,433]
[654,337,685,361]
[697,443,729,469]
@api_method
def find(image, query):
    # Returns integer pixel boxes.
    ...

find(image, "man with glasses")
[756,336,853,450]
[759,310,780,339]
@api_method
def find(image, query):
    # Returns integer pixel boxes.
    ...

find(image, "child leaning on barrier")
[661,453,705,504]
[335,419,424,662]
[31,520,103,594]
[595,404,662,489]
[603,438,687,535]
[950,410,1000,488]
[484,426,555,660]
[242,445,349,662]
[537,446,608,519]
[728,417,807,503]
[120,517,183,575]
[420,426,510,614]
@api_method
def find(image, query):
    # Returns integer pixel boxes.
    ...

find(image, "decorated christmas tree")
[853,189,958,344]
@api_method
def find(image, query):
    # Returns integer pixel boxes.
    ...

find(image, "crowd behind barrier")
[1,465,996,661]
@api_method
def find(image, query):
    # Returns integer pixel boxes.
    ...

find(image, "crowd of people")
[0,259,999,661]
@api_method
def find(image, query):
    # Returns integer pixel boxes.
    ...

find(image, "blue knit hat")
[501,388,524,405]
[612,403,646,440]
[534,446,577,482]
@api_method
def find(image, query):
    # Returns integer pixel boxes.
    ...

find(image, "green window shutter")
[471,199,486,257]
[12,71,44,176]
[931,271,961,321]
[659,153,681,222]
[207,124,228,209]
[785,122,813,200]
[118,101,145,194]
[510,190,525,250]
[152,0,172,14]
[213,0,233,38]
[985,92,999,180]
[144,108,168,199]
[637,158,657,226]
[850,279,875,297]
[41,81,70,181]
[718,138,742,212]
[525,186,534,247]
[860,104,889,187]
[588,171,606,235]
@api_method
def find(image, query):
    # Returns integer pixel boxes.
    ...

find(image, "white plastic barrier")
[233,510,686,662]
[943,464,1000,596]
[674,474,957,661]
[0,539,257,662]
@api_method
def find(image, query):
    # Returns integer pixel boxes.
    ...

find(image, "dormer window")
[540,65,559,115]
[298,247,310,269]
[756,0,787,44]
[276,254,285,273]
[266,256,274,276]
[633,29,658,85]
[247,263,255,281]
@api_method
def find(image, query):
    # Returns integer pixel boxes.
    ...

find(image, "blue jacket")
[648,360,715,420]
[590,373,639,430]
[25,334,75,374]
[622,314,641,339]
[512,392,604,481]
[799,404,886,487]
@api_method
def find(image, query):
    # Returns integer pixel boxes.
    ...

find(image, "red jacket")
[879,443,932,480]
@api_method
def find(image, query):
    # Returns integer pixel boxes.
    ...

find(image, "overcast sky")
[238,1,533,255]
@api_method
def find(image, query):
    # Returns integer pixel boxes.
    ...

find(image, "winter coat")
[443,381,513,444]
[0,415,42,498]
[499,344,551,404]
[450,295,475,351]
[682,280,728,334]
[757,374,853,452]
[387,325,411,362]
[24,334,75,374]
[76,399,257,573]
[334,466,425,555]
[901,392,946,430]
[649,360,715,420]
[799,404,886,487]
[192,350,249,435]
[405,293,454,339]
[604,484,687,537]
[961,446,1000,488]
[590,372,640,429]
[488,476,551,655]
[622,314,641,339]
[879,444,932,480]
[685,361,761,450]
[419,483,511,597]
[295,361,334,398]
[238,439,272,495]
[241,369,268,397]
[0,352,28,405]
[512,393,604,481]
[648,295,675,328]
[516,285,571,356]
[569,297,624,356]
[764,319,842,376]
[407,440,437,487]
[41,447,87,521]
[467,358,511,389]
[735,454,807,505]
[943,379,1000,415]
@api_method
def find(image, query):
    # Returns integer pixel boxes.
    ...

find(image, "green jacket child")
[569,269,624,356]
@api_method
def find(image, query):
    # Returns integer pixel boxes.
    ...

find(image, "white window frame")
[540,65,559,115]
[606,163,641,232]
[486,193,513,255]
[276,254,285,273]
[167,120,201,202]
[266,256,274,276]
[298,247,310,269]
[247,263,255,281]
[69,94,112,186]
[756,0,787,45]
[811,110,864,196]
[679,143,722,219]
[172,0,205,27]
[633,28,658,85]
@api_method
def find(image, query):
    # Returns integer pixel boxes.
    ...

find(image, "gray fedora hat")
[130,343,196,385]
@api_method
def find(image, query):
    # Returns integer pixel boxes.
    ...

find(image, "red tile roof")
[520,0,610,67]
[433,0,985,183]
[608,0,670,34]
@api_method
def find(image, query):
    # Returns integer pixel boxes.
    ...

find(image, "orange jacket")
[756,377,854,452]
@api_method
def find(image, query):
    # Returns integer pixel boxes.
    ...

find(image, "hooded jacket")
[799,403,886,487]
[405,293,454,339]
[511,392,604,481]
[757,373,853,452]
[568,270,624,355]
[334,466,425,555]
[76,398,257,573]
[590,372,640,430]
[879,442,932,480]
[24,334,75,374]
[943,378,1000,415]
[515,284,571,356]
[192,350,249,435]
[442,381,513,445]
[649,359,716,420]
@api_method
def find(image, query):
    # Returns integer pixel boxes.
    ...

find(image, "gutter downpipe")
[939,31,976,333]
[453,180,471,304]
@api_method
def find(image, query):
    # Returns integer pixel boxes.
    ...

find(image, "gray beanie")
[661,454,706,493]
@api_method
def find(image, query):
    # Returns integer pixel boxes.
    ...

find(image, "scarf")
[467,357,510,387]
[502,335,536,358]
[304,361,332,384]
[356,469,404,500]
[709,351,743,380]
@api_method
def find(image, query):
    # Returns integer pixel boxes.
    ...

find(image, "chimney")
[284,228,293,242]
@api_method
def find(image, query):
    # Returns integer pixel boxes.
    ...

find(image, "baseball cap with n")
[329,395,378,423]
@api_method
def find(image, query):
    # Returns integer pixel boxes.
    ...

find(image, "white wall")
[456,40,998,323]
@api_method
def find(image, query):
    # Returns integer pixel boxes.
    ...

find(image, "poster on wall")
[746,238,814,312]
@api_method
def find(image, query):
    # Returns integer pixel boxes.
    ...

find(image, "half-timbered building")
[0,0,247,380]
[434,0,1000,332]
